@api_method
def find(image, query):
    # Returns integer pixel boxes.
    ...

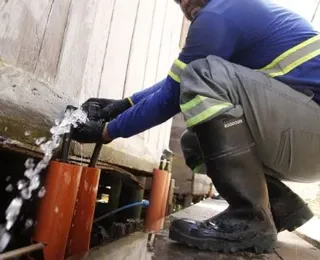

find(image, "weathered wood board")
[0,0,183,173]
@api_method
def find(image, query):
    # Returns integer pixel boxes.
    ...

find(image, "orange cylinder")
[160,172,172,227]
[65,167,101,258]
[32,161,82,260]
[146,169,171,232]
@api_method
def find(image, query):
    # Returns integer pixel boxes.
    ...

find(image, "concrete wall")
[0,0,183,173]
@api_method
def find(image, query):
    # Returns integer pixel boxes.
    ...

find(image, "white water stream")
[0,108,87,252]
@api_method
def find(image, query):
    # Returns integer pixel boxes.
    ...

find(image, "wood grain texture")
[0,0,54,72]
[146,0,182,156]
[98,0,140,99]
[79,0,116,103]
[0,0,185,172]
[54,0,98,102]
[144,0,170,151]
[0,0,28,64]
[156,3,182,155]
[34,0,73,82]
[122,0,156,98]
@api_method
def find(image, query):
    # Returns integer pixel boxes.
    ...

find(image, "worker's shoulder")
[191,0,258,30]
[200,0,281,19]
[202,0,258,15]
[197,0,308,33]
[194,0,260,26]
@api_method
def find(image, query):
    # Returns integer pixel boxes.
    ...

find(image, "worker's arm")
[108,77,180,138]
[81,79,166,123]
[107,12,241,139]
[106,12,241,139]
[130,79,166,104]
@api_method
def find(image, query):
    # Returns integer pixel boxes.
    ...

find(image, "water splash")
[5,185,13,192]
[25,219,33,229]
[5,198,23,230]
[38,187,46,198]
[17,180,28,191]
[0,227,10,252]
[35,137,46,146]
[0,108,87,252]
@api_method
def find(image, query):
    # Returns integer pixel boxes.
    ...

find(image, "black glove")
[81,98,117,121]
[81,98,132,122]
[99,98,132,121]
[71,120,109,144]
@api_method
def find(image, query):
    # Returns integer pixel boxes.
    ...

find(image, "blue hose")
[94,200,150,223]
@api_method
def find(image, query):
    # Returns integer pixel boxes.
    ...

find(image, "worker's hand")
[99,98,133,121]
[81,97,133,122]
[81,98,117,121]
[82,98,117,108]
[71,120,112,144]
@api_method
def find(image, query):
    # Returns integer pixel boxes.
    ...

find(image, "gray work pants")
[180,56,320,183]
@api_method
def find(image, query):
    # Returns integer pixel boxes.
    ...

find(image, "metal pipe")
[89,143,103,168]
[61,105,77,163]
[166,179,175,215]
[61,130,73,163]
[0,243,45,260]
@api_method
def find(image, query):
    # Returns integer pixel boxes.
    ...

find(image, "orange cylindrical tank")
[146,169,171,232]
[65,167,101,258]
[32,161,82,260]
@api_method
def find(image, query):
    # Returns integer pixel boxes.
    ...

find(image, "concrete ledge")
[0,62,158,174]
[67,232,151,260]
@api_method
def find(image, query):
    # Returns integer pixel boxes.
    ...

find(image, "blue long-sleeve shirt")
[108,0,320,139]
[130,79,165,104]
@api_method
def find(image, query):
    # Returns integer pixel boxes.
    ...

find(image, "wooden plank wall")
[0,0,183,161]
[312,2,320,29]
[275,0,319,21]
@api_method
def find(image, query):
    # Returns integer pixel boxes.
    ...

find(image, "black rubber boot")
[180,176,314,234]
[169,115,277,253]
[181,131,314,235]
[266,175,314,232]
[180,130,313,233]
[202,176,313,233]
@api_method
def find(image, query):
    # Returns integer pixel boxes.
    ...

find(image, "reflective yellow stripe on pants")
[169,35,320,127]
[169,59,233,127]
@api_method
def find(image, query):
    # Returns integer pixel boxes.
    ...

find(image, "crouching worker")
[71,0,320,253]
